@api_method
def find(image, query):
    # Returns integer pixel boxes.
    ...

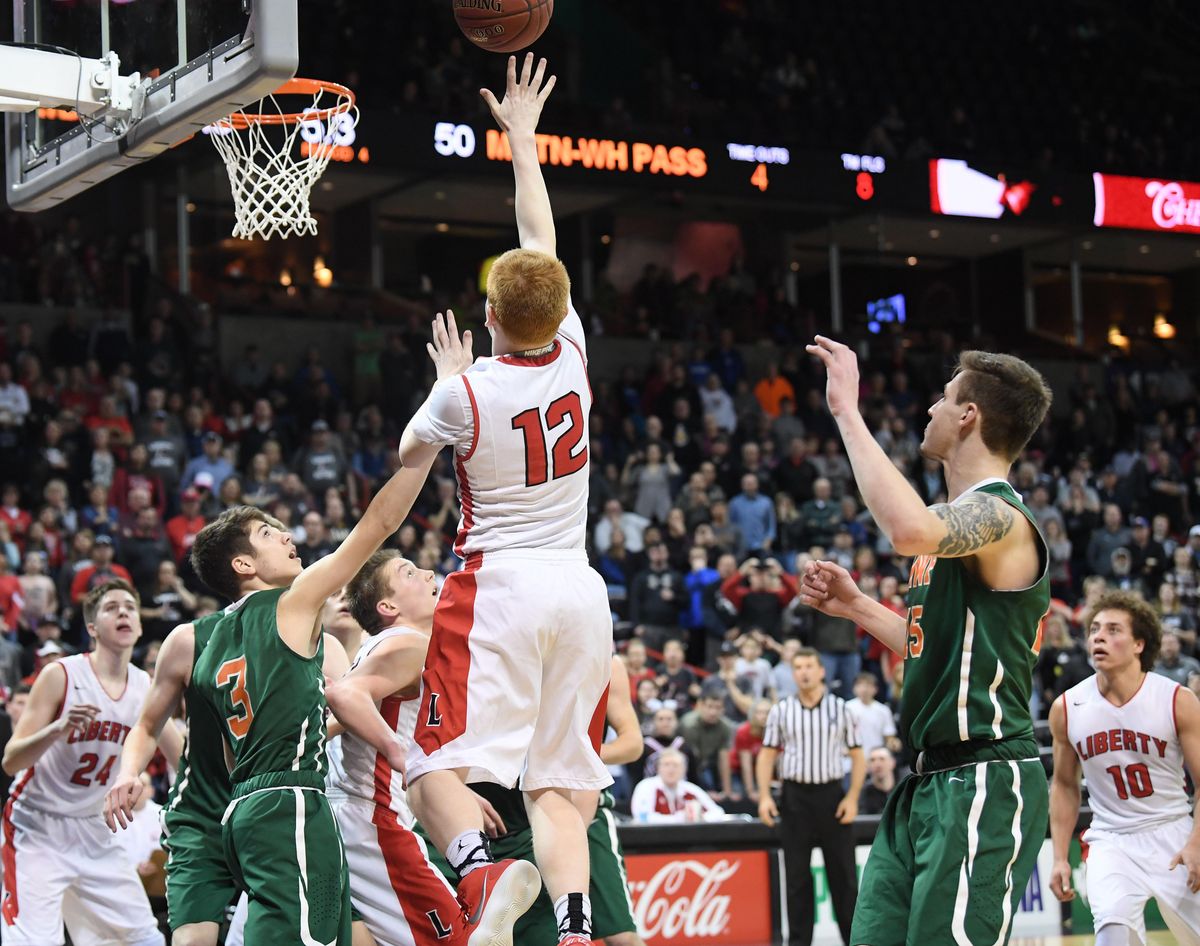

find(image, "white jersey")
[9,653,150,819]
[407,302,590,557]
[326,628,421,821]
[1064,671,1191,834]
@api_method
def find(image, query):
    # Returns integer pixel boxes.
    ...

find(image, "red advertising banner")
[1093,172,1200,233]
[620,850,773,945]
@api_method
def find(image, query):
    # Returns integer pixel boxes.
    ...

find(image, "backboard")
[5,0,297,211]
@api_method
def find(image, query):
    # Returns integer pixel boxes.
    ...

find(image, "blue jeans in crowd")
[820,651,861,700]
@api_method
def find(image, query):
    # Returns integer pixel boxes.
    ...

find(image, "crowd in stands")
[0,276,1198,816]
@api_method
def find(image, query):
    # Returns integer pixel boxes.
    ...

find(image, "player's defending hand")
[103,773,145,832]
[60,702,100,737]
[1170,838,1200,893]
[805,335,860,418]
[427,310,473,382]
[758,792,780,828]
[799,560,862,620]
[473,792,508,838]
[1048,860,1075,901]
[480,52,556,138]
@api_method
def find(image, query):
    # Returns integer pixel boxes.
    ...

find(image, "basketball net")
[204,79,357,241]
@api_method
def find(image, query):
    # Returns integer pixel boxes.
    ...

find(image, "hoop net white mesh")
[204,83,357,241]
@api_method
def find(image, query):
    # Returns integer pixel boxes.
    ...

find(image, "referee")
[758,647,864,946]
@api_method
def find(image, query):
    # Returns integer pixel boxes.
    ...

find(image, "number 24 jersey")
[407,300,591,557]
[1064,670,1191,834]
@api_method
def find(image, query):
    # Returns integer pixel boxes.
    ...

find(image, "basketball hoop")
[204,78,357,241]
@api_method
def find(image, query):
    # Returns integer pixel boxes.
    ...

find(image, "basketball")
[453,0,553,54]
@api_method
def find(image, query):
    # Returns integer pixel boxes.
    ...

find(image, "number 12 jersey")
[407,302,591,557]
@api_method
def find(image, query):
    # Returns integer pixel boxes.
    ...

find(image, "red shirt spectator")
[0,568,24,633]
[0,487,31,549]
[166,489,206,563]
[69,536,133,604]
[729,718,764,779]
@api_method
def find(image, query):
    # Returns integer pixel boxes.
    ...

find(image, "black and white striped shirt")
[763,690,860,785]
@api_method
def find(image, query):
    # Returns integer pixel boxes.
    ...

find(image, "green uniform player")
[160,612,238,930]
[799,341,1054,946]
[193,588,350,946]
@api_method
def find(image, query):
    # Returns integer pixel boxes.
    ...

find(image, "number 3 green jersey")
[901,479,1049,752]
[192,588,329,785]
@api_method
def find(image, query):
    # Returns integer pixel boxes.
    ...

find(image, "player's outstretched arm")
[800,560,908,654]
[279,461,435,655]
[602,655,642,765]
[1047,695,1081,901]
[104,623,195,830]
[1170,687,1200,893]
[326,634,427,776]
[806,336,1026,560]
[398,310,475,470]
[481,53,557,256]
[1,662,93,776]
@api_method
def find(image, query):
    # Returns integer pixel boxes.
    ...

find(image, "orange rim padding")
[218,78,356,129]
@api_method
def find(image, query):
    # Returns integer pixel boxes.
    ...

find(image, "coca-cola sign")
[621,851,773,945]
[1092,172,1200,234]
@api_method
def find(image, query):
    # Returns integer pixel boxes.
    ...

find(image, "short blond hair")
[486,248,570,348]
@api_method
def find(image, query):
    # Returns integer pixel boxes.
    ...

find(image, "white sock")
[445,829,491,879]
[554,892,592,939]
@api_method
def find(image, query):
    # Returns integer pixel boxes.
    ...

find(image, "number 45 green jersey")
[192,588,329,785]
[901,478,1050,752]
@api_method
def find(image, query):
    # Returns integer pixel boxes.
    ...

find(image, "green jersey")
[192,588,328,786]
[900,479,1049,752]
[162,611,230,829]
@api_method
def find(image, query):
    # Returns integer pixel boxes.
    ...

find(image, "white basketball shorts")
[2,802,164,946]
[334,795,462,946]
[1085,815,1200,945]
[407,549,615,791]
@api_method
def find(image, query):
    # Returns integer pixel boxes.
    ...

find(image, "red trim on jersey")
[54,662,67,720]
[1174,685,1182,737]
[562,335,593,400]
[588,682,611,754]
[497,341,562,368]
[2,769,34,924]
[453,455,475,559]
[85,652,130,703]
[460,376,481,463]
[414,555,482,756]
[371,805,462,944]
[1061,695,1068,732]
[1103,672,1148,709]
[372,696,404,808]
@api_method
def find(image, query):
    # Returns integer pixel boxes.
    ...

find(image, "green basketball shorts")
[850,758,1048,946]
[162,817,240,929]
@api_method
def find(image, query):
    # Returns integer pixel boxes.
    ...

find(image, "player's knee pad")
[1095,922,1144,946]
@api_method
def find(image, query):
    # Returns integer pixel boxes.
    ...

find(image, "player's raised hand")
[426,309,474,382]
[479,53,556,138]
[1048,860,1075,901]
[103,773,145,832]
[799,560,862,620]
[805,335,860,418]
[1170,840,1200,893]
[59,702,100,737]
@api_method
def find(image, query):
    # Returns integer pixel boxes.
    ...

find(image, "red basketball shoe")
[458,858,542,946]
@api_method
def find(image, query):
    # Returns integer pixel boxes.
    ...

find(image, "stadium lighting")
[1154,314,1177,339]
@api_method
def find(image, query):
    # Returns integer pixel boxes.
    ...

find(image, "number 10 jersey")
[1064,670,1191,835]
[406,300,591,558]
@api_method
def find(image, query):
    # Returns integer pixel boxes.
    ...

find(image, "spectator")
[0,363,30,425]
[139,410,185,494]
[0,683,30,799]
[655,638,701,710]
[846,672,899,757]
[1043,517,1073,599]
[630,543,684,651]
[679,693,736,799]
[1154,630,1200,685]
[707,500,745,559]
[17,551,56,631]
[719,557,799,641]
[631,748,725,823]
[1087,503,1132,577]
[140,559,197,642]
[292,420,352,508]
[624,638,656,693]
[622,443,680,524]
[0,485,31,546]
[811,590,861,700]
[182,431,235,491]
[119,507,171,593]
[632,706,698,785]
[859,746,898,816]
[772,638,802,699]
[731,698,773,803]
[1128,516,1167,590]
[699,374,737,433]
[682,545,723,658]
[1108,547,1145,597]
[297,510,335,567]
[708,640,754,721]
[1156,581,1197,652]
[1035,613,1091,714]
[593,499,650,555]
[68,534,132,604]
[800,477,840,548]
[165,488,206,564]
[1166,546,1199,616]
[0,554,24,635]
[633,677,661,732]
[728,473,776,555]
[734,634,775,700]
[776,437,819,503]
[753,362,796,419]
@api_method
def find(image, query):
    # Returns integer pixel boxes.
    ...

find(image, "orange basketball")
[453,0,553,53]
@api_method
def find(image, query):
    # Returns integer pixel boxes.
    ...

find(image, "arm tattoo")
[930,494,1015,556]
